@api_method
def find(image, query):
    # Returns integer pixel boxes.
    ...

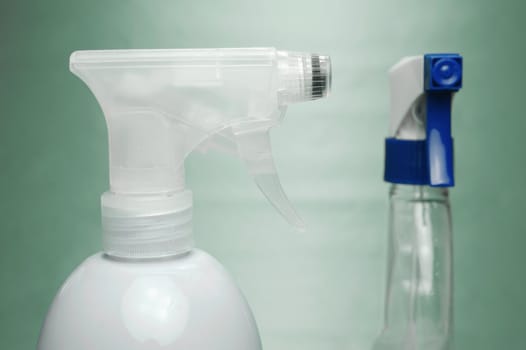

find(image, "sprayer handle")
[235,123,305,231]
[424,54,462,187]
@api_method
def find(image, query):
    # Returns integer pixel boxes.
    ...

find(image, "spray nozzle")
[70,48,331,257]
[384,53,462,187]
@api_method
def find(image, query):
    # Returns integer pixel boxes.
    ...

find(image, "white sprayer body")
[389,56,425,140]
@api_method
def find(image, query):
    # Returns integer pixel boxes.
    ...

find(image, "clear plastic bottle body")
[373,185,453,350]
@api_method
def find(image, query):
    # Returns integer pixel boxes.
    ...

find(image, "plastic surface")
[384,139,428,185]
[385,54,462,187]
[373,185,453,350]
[38,249,261,350]
[70,48,331,257]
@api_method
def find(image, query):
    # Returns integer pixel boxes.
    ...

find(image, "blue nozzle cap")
[426,55,462,90]
[424,53,462,187]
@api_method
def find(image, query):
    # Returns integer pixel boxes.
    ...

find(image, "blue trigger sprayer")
[373,54,462,350]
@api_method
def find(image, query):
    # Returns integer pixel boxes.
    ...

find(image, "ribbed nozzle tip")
[311,54,331,99]
[277,51,331,104]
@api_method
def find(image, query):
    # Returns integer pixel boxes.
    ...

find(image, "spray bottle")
[373,54,462,350]
[38,48,331,350]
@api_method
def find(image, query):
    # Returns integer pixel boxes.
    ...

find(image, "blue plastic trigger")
[424,54,462,187]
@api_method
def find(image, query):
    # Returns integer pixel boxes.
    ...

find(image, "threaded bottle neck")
[101,190,194,259]
[389,184,449,201]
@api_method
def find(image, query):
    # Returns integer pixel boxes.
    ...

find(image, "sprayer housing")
[384,53,462,187]
[70,48,331,258]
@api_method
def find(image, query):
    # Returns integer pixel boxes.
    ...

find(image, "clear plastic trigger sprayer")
[69,48,331,258]
[38,48,331,350]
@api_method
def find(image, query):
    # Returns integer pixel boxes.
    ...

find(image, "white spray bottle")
[373,54,462,350]
[38,48,331,350]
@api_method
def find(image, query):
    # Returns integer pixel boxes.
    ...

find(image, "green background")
[1,0,525,349]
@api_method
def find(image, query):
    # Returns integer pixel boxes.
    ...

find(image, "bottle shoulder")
[40,249,262,350]
[72,249,229,280]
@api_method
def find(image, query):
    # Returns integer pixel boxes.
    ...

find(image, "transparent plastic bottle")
[373,184,453,350]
